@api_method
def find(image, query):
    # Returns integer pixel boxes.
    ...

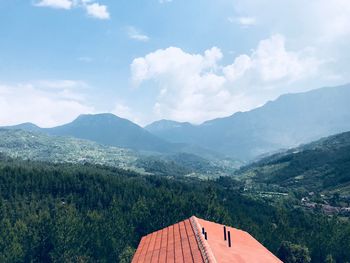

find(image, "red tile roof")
[132,216,282,263]
[132,217,203,263]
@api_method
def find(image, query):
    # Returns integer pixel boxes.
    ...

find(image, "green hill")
[236,131,350,195]
[0,129,236,178]
[0,156,350,262]
[0,128,141,171]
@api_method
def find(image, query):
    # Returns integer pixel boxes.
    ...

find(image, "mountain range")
[5,113,174,154]
[146,84,350,160]
[3,84,350,161]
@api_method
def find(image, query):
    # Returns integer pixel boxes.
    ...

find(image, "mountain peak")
[3,122,41,132]
[145,119,194,131]
[44,112,172,153]
[75,113,123,121]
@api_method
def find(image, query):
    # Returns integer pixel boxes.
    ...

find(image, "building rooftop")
[132,216,282,263]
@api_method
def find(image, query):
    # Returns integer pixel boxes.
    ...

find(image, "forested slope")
[0,155,349,262]
[237,131,350,195]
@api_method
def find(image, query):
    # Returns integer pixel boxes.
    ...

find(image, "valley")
[1,84,350,262]
[4,2,350,262]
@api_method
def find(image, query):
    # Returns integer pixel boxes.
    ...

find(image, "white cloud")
[227,0,350,87]
[0,80,94,127]
[223,55,252,82]
[131,46,228,123]
[127,27,150,42]
[313,0,350,41]
[228,16,257,27]
[35,0,73,9]
[238,17,256,26]
[131,35,322,124]
[85,3,110,20]
[112,103,142,124]
[34,0,110,20]
[35,79,87,89]
[233,0,350,43]
[78,56,93,63]
[224,34,320,83]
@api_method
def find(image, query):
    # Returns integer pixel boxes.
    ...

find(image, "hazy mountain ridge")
[146,84,350,160]
[5,114,174,153]
[4,84,350,162]
[145,120,197,144]
[3,114,228,160]
[43,113,175,153]
[4,122,42,132]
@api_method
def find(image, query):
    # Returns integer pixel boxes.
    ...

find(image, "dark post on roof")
[204,232,208,240]
[224,226,227,241]
[202,227,205,234]
[228,231,231,247]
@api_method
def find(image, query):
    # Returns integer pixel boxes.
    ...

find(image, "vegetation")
[136,153,238,179]
[237,131,350,195]
[0,128,236,179]
[277,241,311,263]
[0,128,139,171]
[0,155,350,262]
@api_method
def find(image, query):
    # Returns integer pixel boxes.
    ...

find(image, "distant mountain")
[4,114,229,159]
[236,131,350,195]
[146,120,197,144]
[4,122,41,132]
[5,113,174,153]
[5,84,350,160]
[44,113,175,153]
[146,120,193,131]
[146,84,350,160]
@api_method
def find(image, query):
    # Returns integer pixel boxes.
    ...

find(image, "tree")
[0,219,25,262]
[325,254,335,263]
[50,204,85,262]
[277,241,311,263]
[119,246,135,263]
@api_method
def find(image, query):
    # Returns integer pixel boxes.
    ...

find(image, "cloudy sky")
[1,0,350,127]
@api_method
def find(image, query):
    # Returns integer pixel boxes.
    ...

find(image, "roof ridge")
[189,216,217,263]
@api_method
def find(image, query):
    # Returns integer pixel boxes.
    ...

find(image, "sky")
[0,0,350,127]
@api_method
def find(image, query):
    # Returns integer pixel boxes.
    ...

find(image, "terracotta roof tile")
[132,216,282,263]
[132,218,204,263]
[196,217,282,263]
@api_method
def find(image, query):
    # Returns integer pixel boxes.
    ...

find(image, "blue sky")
[1,0,350,127]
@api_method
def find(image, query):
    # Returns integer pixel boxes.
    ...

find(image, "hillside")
[0,129,236,178]
[236,131,350,195]
[146,84,350,160]
[0,128,140,171]
[0,157,350,262]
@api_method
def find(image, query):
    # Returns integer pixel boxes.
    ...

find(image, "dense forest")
[0,154,350,262]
